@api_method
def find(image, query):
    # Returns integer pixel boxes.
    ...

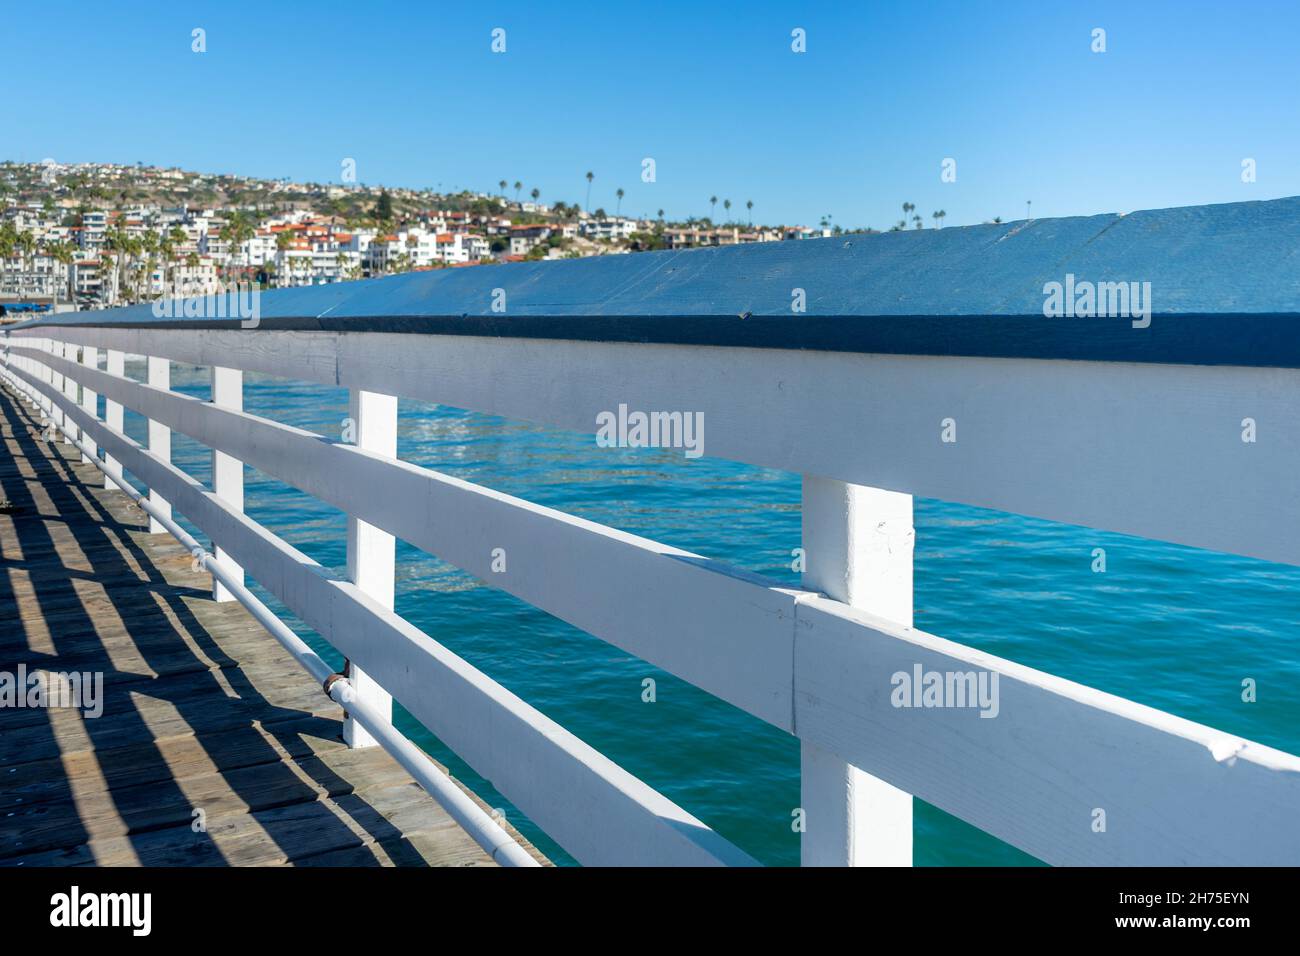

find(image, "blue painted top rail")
[10,196,1300,367]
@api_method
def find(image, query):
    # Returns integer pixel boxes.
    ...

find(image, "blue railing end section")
[7,195,1300,367]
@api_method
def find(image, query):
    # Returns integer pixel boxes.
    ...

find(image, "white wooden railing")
[3,317,1299,867]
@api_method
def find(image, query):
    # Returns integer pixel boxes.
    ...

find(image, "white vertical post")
[37,339,52,425]
[146,356,172,533]
[343,388,397,748]
[61,342,79,445]
[800,475,914,867]
[42,339,55,425]
[48,340,65,435]
[104,350,125,489]
[210,366,245,602]
[79,345,98,463]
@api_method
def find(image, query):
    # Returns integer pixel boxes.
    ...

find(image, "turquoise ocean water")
[120,362,1300,866]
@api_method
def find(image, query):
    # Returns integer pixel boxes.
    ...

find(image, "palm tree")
[513,181,522,203]
[746,200,753,225]
[218,212,255,278]
[103,223,130,304]
[615,188,625,216]
[158,236,175,292]
[933,209,946,229]
[530,187,540,203]
[48,241,75,308]
[138,230,160,298]
[141,253,159,300]
[657,209,664,222]
[585,172,594,212]
[164,225,187,293]
[498,179,508,197]
[15,230,35,279]
[903,202,914,224]
[0,220,16,261]
[709,196,718,222]
[912,215,922,229]
[125,236,144,301]
[723,199,732,221]
[274,231,295,285]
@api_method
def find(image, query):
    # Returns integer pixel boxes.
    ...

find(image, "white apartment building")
[318,247,362,282]
[0,252,69,301]
[336,229,377,262]
[463,234,491,261]
[241,231,280,267]
[273,242,315,286]
[579,218,638,242]
[366,229,472,271]
[434,232,470,264]
[365,235,406,274]
[169,256,221,295]
[79,212,107,253]
[508,224,552,256]
[70,260,109,303]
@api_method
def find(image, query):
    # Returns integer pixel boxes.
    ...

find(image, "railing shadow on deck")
[0,385,429,866]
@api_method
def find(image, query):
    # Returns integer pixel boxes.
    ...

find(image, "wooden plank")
[7,781,448,867]
[1,740,413,860]
[0,591,264,654]
[0,663,334,756]
[0,715,340,811]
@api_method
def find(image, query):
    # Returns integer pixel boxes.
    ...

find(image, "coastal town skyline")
[2,157,891,311]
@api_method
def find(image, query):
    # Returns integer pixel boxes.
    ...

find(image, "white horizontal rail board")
[19,344,798,730]
[1,359,756,867]
[14,327,1299,567]
[793,595,1300,866]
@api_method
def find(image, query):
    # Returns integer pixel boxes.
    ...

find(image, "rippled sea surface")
[121,363,1300,867]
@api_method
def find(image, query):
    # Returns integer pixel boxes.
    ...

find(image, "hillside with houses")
[0,160,850,314]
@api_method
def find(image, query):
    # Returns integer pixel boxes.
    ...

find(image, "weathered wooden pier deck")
[0,382,545,867]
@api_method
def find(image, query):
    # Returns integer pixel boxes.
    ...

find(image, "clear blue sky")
[5,0,1298,228]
